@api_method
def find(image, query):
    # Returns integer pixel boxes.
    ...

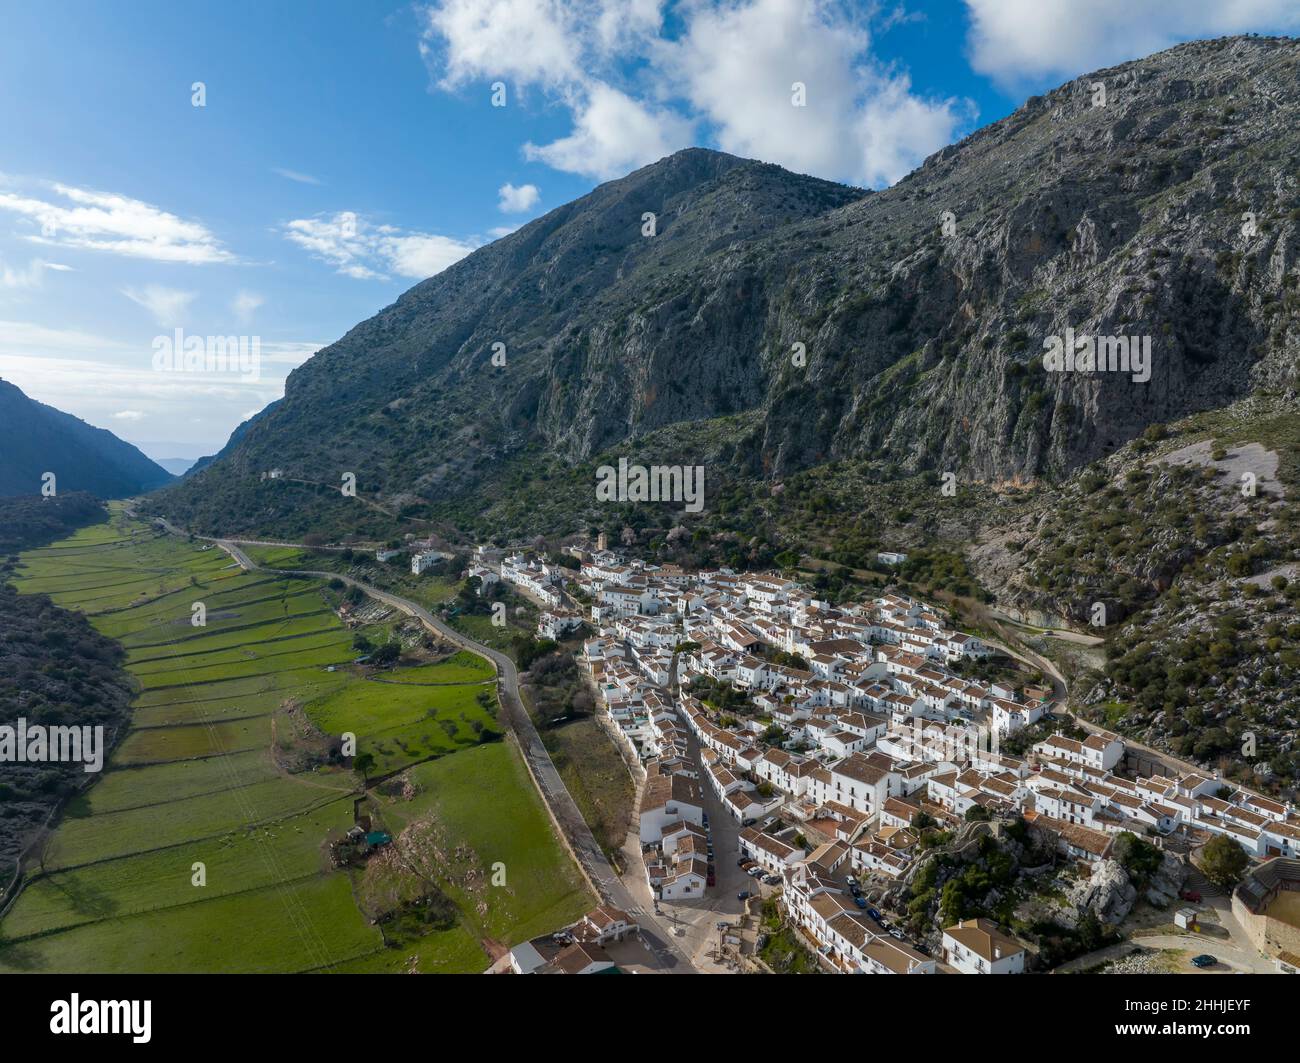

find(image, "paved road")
[619,643,763,971]
[153,522,696,971]
[1129,932,1275,974]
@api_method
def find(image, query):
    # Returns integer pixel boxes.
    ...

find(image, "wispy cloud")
[283,210,480,281]
[0,257,74,290]
[0,338,321,446]
[0,318,129,354]
[231,289,265,323]
[272,166,322,185]
[0,180,234,264]
[121,285,197,326]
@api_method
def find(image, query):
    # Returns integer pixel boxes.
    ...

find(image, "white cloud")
[1,258,73,289]
[383,233,479,278]
[0,181,233,264]
[113,409,145,420]
[283,210,480,280]
[666,0,969,187]
[423,0,587,90]
[497,182,541,213]
[232,289,265,323]
[525,83,695,179]
[964,0,1300,86]
[272,167,322,185]
[419,0,969,187]
[121,285,197,327]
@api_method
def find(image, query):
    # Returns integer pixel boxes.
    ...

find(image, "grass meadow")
[0,510,591,972]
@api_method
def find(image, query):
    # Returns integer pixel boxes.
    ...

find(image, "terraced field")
[0,510,591,973]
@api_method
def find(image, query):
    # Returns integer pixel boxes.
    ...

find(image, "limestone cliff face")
[162,36,1300,527]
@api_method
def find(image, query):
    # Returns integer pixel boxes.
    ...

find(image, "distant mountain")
[153,36,1300,542]
[155,458,197,477]
[0,380,174,499]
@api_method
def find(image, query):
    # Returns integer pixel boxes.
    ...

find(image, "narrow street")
[614,644,764,972]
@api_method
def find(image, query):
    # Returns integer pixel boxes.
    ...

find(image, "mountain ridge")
[0,380,174,499]
[152,34,1300,540]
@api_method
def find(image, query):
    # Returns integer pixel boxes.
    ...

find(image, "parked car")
[849,883,862,897]
[867,907,883,922]
[1180,889,1203,903]
[737,858,751,869]
[763,874,781,886]
[914,943,931,956]
[741,818,757,827]
[715,921,732,931]
[845,875,859,886]
[737,890,751,901]
[853,896,868,909]
[748,866,764,877]
[1191,954,1217,968]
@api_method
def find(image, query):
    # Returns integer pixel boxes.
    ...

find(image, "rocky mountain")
[0,380,174,499]
[153,35,1299,543]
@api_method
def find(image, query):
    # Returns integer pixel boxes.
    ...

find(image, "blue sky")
[2,1,1296,461]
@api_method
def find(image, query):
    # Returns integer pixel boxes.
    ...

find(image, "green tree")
[1076,907,1105,952]
[371,641,401,665]
[353,752,375,784]
[1113,831,1162,885]
[1200,835,1250,890]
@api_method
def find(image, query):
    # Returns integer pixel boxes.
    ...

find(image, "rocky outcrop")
[1066,860,1138,926]
[1144,852,1188,908]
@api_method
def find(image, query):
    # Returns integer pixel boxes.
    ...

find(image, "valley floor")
[0,510,591,973]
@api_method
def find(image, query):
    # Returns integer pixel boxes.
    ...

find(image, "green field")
[0,510,592,973]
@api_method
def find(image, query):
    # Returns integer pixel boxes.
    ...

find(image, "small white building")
[942,918,1026,974]
[468,564,499,593]
[411,550,448,575]
[638,768,705,844]
[538,611,584,641]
